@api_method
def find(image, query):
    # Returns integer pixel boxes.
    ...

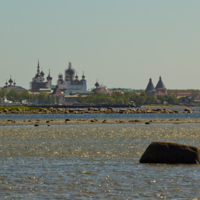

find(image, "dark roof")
[2,85,26,92]
[145,78,155,91]
[157,91,167,96]
[51,86,63,95]
[145,78,156,92]
[93,87,106,92]
[155,76,166,89]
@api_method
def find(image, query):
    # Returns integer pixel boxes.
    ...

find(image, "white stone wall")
[66,80,87,90]
[57,80,87,90]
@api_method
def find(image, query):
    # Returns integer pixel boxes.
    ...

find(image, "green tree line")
[77,91,178,105]
[0,89,55,104]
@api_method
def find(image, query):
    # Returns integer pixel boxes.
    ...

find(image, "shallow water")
[0,124,200,199]
[1,112,200,122]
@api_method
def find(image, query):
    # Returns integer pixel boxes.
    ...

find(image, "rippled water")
[0,123,200,199]
[1,112,200,122]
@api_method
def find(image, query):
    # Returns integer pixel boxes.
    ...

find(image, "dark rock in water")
[184,108,192,113]
[133,119,141,122]
[91,119,98,122]
[139,141,200,164]
[145,122,150,124]
[107,107,113,111]
[34,124,39,127]
[65,119,71,122]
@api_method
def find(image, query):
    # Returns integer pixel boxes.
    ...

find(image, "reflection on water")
[0,124,200,199]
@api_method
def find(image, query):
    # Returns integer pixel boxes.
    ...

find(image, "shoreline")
[0,107,195,114]
[1,118,200,127]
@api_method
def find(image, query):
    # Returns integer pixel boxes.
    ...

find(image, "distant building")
[94,80,107,90]
[145,76,167,96]
[93,87,107,94]
[57,62,87,91]
[145,78,157,96]
[30,61,52,92]
[172,93,192,97]
[1,96,12,104]
[155,76,167,95]
[107,90,124,95]
[51,86,65,104]
[2,77,26,92]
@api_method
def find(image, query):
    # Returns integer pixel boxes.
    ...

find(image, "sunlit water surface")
[0,123,200,199]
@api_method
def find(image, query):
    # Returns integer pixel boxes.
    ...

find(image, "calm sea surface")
[1,109,200,199]
[0,106,199,122]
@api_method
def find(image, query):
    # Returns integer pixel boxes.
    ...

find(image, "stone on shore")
[184,108,192,113]
[107,107,113,111]
[139,141,200,164]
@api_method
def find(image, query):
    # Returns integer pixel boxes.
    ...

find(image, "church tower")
[155,76,167,95]
[145,78,156,96]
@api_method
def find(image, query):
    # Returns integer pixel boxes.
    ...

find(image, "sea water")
[0,122,200,199]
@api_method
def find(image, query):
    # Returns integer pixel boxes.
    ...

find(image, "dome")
[81,71,85,80]
[9,78,13,84]
[75,75,78,79]
[47,69,52,81]
[35,73,42,78]
[95,81,99,88]
[58,73,63,79]
[47,75,52,81]
[40,71,44,77]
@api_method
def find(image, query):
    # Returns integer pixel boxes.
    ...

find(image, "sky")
[1,0,200,90]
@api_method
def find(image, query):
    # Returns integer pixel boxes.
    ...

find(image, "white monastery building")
[57,62,87,91]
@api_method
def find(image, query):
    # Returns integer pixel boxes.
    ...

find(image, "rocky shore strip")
[0,107,194,114]
[1,118,200,126]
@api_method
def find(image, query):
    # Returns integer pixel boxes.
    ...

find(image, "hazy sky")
[1,0,200,90]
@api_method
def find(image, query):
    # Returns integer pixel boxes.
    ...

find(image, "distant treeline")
[77,91,178,105]
[0,89,55,104]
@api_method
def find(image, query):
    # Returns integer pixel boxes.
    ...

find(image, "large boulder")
[139,141,200,164]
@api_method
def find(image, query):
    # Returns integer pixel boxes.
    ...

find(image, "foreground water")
[0,123,200,199]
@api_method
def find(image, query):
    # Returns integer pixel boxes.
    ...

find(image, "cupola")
[95,79,99,88]
[9,76,13,85]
